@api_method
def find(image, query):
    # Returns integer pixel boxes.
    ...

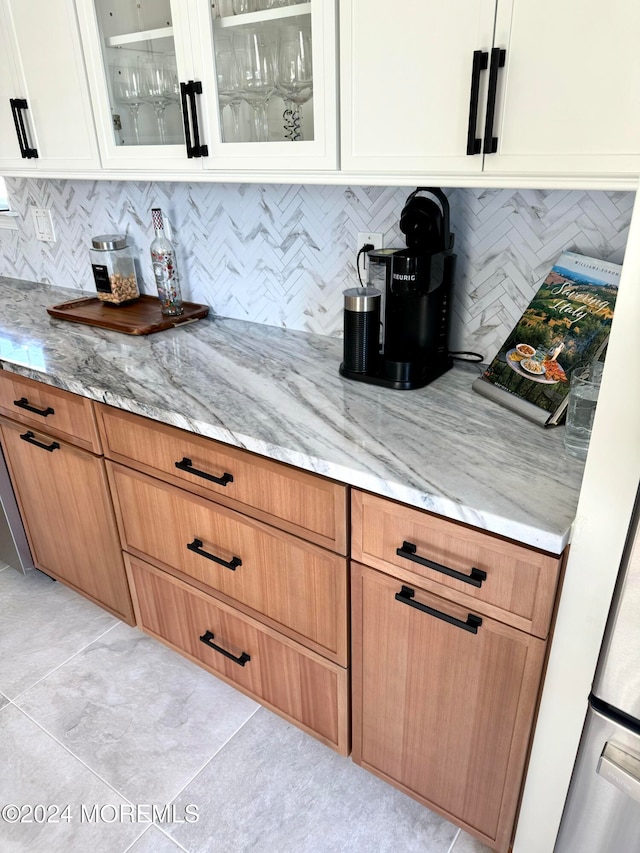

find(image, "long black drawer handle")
[199,630,250,666]
[397,541,487,587]
[483,47,506,154]
[395,585,482,634]
[13,397,55,417]
[175,457,233,487]
[187,538,242,571]
[466,49,488,155]
[19,431,60,452]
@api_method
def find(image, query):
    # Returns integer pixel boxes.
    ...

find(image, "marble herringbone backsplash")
[0,179,633,361]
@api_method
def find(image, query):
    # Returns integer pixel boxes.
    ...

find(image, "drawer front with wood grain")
[127,556,349,755]
[351,562,546,853]
[0,371,101,452]
[352,490,563,638]
[97,404,348,554]
[109,463,348,665]
[0,417,133,623]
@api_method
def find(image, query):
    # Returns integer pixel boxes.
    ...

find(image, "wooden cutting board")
[47,295,209,335]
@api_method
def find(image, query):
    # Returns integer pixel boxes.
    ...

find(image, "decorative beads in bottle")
[150,208,183,316]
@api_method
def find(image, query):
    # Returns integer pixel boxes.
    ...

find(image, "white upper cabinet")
[340,0,496,174]
[0,0,100,172]
[340,0,640,177]
[75,0,337,173]
[486,0,640,175]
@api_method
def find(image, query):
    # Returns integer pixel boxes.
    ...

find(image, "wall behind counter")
[0,179,633,362]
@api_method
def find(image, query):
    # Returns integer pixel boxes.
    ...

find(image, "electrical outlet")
[357,232,384,253]
[31,207,56,243]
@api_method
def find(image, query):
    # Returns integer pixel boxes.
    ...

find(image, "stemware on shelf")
[216,37,243,142]
[111,64,144,144]
[277,24,313,141]
[233,0,256,13]
[139,56,170,144]
[236,27,277,142]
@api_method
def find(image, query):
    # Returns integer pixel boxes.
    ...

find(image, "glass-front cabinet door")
[76,0,337,173]
[76,0,203,171]
[194,0,337,170]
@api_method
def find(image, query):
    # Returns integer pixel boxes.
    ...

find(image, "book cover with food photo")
[472,251,621,426]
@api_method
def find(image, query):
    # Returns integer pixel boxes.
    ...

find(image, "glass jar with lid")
[90,234,140,305]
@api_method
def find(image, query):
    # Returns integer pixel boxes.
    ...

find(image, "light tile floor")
[0,563,493,853]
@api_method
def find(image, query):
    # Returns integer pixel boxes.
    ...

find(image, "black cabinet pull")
[395,585,482,634]
[397,541,487,587]
[483,47,506,154]
[179,81,208,159]
[466,50,488,155]
[19,431,60,452]
[175,457,233,486]
[10,99,26,158]
[179,82,193,157]
[9,98,38,159]
[199,630,250,666]
[13,397,54,417]
[187,538,242,571]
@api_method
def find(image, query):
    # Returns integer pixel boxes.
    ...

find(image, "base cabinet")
[351,562,547,853]
[0,415,133,623]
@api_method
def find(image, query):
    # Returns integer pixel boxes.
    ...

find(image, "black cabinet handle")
[179,81,208,159]
[13,397,54,417]
[397,541,487,587]
[187,538,242,571]
[395,585,482,634]
[175,457,233,487]
[19,431,60,452]
[483,47,506,154]
[199,630,250,666]
[466,50,488,155]
[9,98,38,159]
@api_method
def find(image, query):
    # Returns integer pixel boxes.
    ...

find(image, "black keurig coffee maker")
[340,187,456,390]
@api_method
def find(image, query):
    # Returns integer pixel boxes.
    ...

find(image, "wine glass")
[236,28,276,142]
[215,37,243,142]
[233,0,255,13]
[111,64,144,144]
[139,56,170,144]
[277,24,313,141]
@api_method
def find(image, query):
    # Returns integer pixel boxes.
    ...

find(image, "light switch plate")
[31,207,56,243]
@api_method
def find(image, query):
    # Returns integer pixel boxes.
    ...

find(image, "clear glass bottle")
[150,208,183,316]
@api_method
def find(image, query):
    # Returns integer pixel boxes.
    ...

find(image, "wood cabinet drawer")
[108,463,348,665]
[0,417,133,623]
[127,556,349,755]
[352,490,563,638]
[97,404,348,554]
[0,371,101,452]
[352,562,546,852]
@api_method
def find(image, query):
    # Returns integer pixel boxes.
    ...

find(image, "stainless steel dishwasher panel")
[0,440,33,573]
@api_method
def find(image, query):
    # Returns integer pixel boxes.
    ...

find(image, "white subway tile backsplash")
[0,179,632,362]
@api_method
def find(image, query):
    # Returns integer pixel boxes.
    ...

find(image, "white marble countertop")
[0,277,585,553]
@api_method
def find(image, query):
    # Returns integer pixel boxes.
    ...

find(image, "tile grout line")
[121,824,190,853]
[164,703,262,805]
[446,828,462,853]
[150,704,262,851]
[12,703,137,807]
[7,619,123,704]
